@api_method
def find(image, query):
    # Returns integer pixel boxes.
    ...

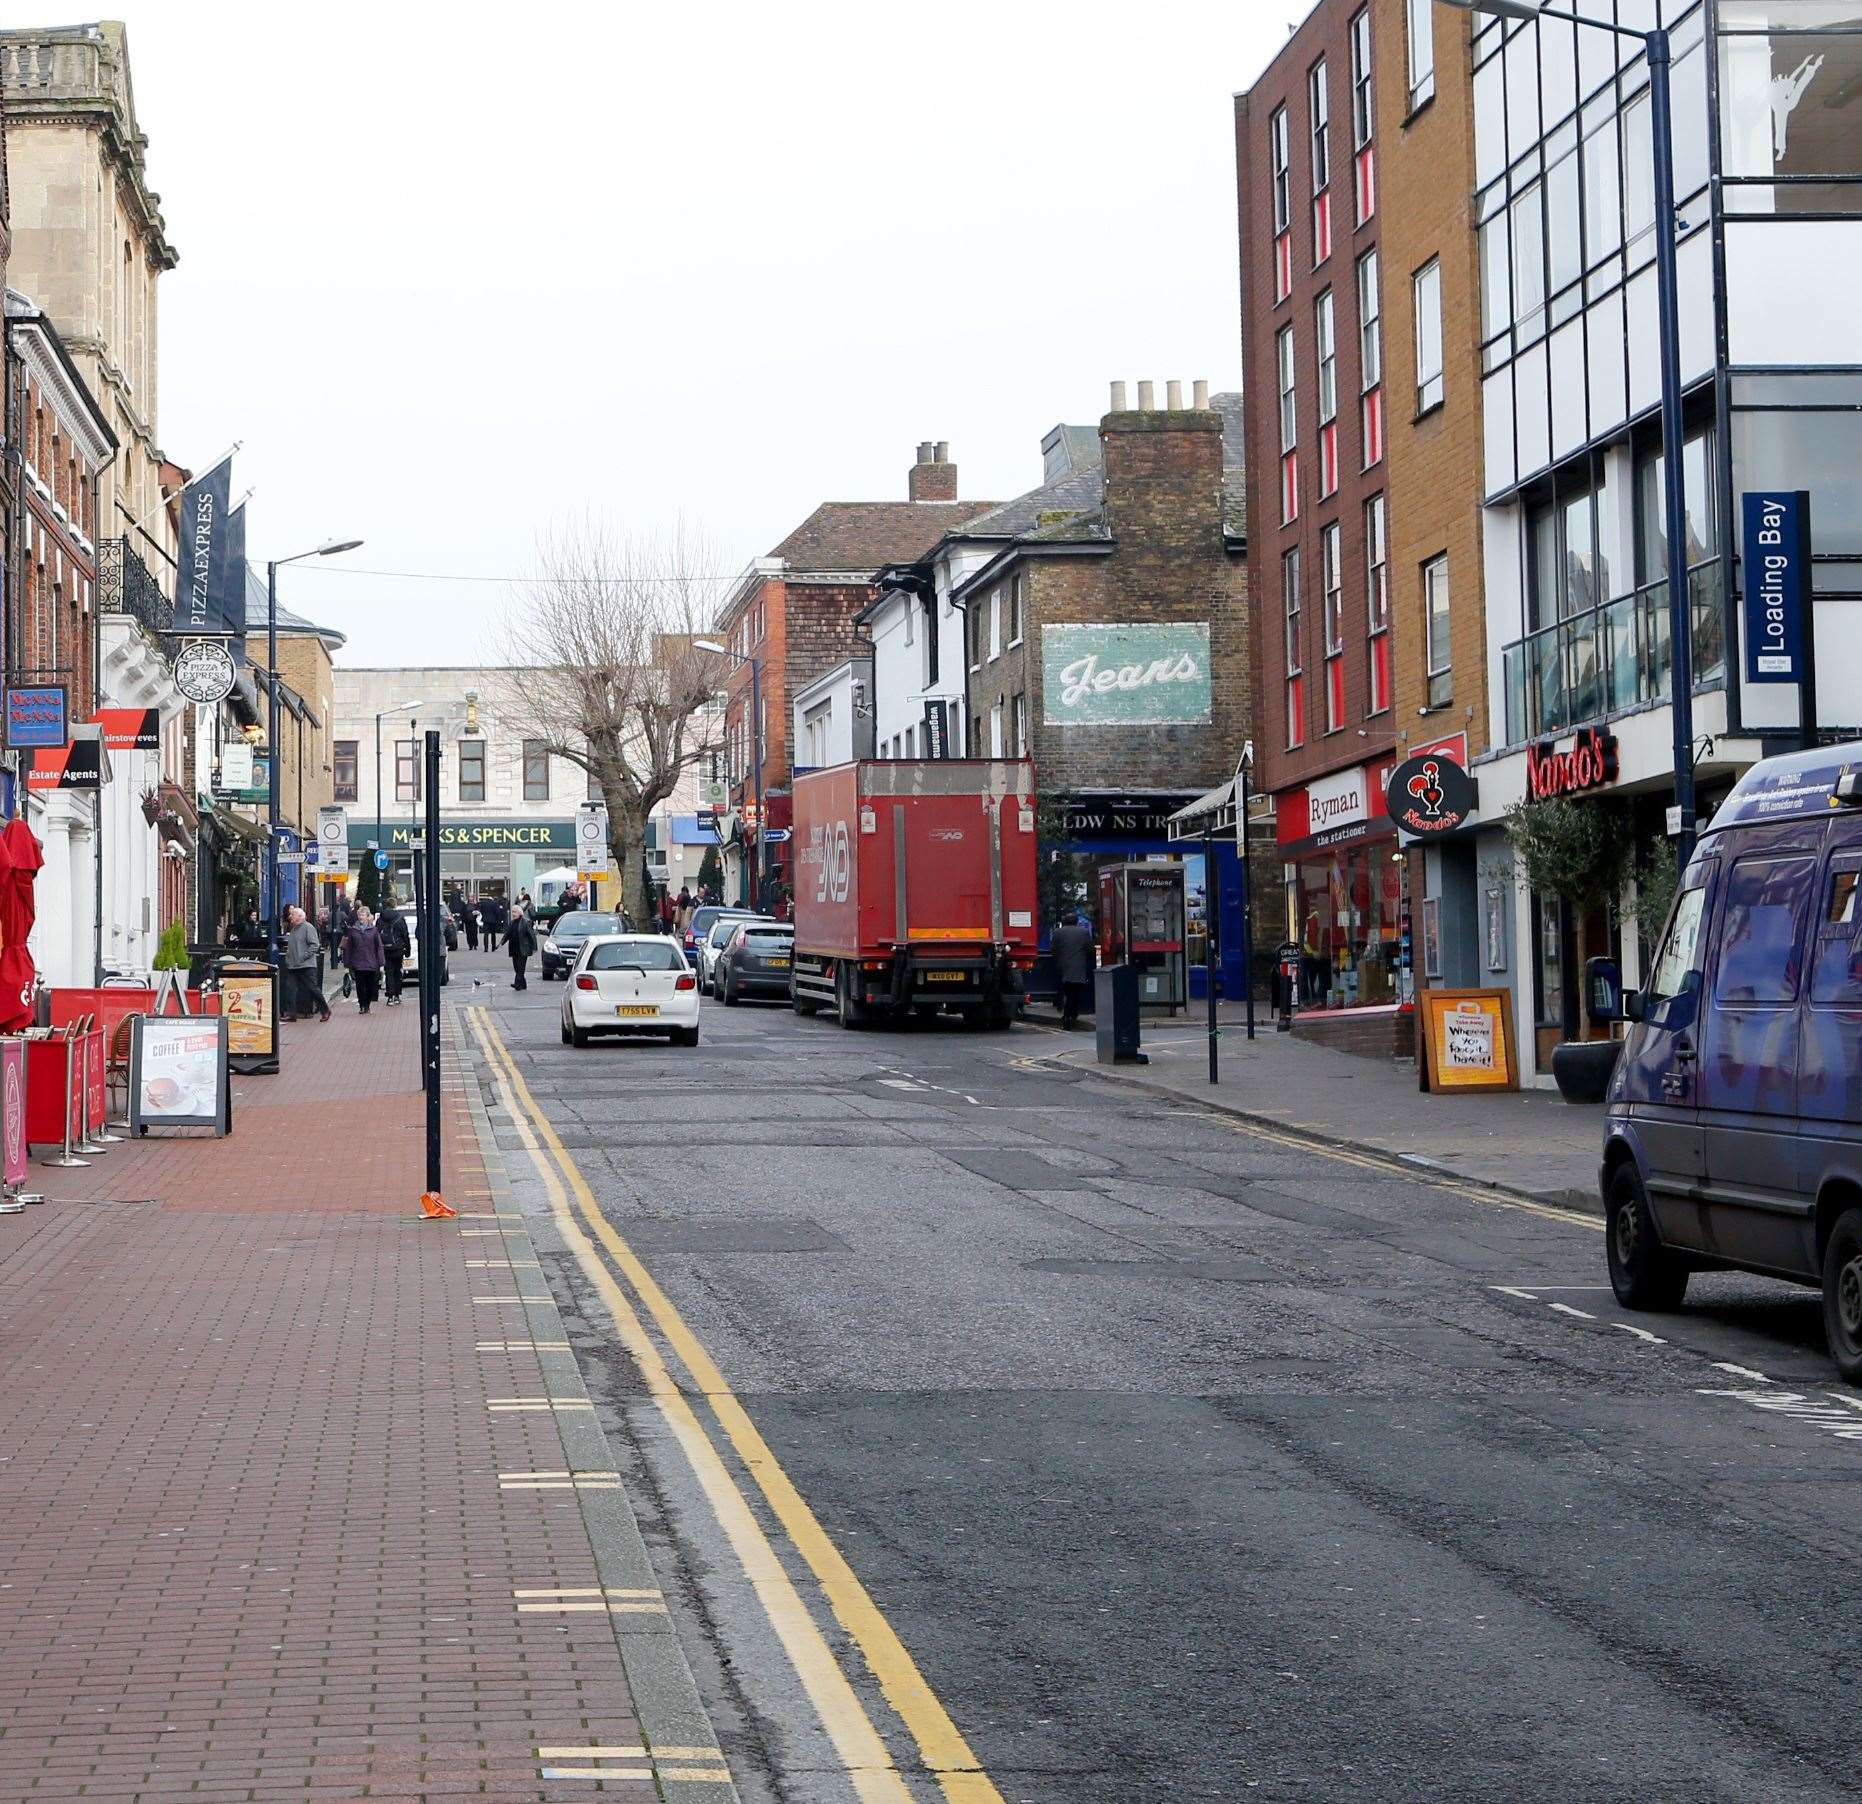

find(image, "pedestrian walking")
[462,897,480,951]
[1049,910,1096,1030]
[379,900,411,1006]
[506,902,537,990]
[339,905,386,1014]
[484,894,504,950]
[281,905,332,1022]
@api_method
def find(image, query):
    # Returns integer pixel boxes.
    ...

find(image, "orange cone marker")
[420,1192,456,1220]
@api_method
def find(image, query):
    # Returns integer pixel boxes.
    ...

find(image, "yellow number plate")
[925,971,968,982]
[767,957,791,967]
[616,1005,658,1018]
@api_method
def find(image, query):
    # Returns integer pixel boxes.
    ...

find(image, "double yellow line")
[464,1007,1004,1804]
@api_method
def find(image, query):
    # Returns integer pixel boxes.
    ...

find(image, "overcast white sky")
[108,1,1291,664]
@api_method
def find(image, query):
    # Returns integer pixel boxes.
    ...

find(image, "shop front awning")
[1167,779,1238,841]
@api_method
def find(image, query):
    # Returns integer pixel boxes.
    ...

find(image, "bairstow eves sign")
[1041,623,1212,727]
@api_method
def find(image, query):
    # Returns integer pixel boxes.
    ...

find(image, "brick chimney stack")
[908,440,958,502]
[1101,380,1222,546]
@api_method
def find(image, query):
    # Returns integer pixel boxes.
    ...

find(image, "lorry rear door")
[897,793,993,945]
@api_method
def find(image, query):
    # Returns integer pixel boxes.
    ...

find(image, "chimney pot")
[1166,380,1183,410]
[934,441,949,462]
[1109,380,1128,412]
[1137,380,1155,411]
[916,441,934,464]
[1193,379,1210,409]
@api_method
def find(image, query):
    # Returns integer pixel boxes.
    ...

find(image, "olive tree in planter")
[1504,796,1632,1103]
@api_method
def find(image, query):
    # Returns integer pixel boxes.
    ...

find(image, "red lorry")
[789,759,1039,1028]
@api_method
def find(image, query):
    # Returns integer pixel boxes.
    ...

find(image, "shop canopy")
[1166,778,1241,842]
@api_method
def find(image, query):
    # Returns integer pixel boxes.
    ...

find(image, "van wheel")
[1605,1164,1689,1311]
[1822,1209,1862,1384]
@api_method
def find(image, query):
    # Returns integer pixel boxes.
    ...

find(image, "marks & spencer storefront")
[346,818,577,900]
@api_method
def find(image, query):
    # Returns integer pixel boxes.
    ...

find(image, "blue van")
[1598,746,1862,1380]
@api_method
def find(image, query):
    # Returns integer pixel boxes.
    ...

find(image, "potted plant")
[1504,796,1632,1103]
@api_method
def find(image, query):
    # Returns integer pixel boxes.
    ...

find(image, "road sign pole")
[419,730,450,1219]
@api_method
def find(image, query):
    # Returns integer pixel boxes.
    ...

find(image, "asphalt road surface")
[458,949,1862,1804]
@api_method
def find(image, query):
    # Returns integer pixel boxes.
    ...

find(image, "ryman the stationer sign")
[1042,622,1212,726]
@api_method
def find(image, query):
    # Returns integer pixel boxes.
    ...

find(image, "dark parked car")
[714,921,796,1005]
[1596,743,1862,1382]
[540,910,625,981]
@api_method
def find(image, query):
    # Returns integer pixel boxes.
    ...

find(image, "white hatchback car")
[561,933,700,1047]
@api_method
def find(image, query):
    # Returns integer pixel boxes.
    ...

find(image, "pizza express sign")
[1525,725,1618,802]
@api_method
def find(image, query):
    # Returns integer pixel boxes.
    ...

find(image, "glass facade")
[1291,841,1404,1011]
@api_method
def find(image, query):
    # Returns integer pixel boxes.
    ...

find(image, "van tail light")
[575,974,597,991]
[675,973,696,991]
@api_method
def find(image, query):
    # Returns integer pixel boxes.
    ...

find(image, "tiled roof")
[771,500,999,572]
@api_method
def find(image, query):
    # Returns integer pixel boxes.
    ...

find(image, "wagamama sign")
[1042,623,1212,727]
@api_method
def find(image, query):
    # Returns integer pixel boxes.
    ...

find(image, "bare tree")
[494,521,725,926]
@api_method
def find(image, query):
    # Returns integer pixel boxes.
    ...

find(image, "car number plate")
[616,1004,658,1018]
[767,957,791,967]
[925,971,967,982]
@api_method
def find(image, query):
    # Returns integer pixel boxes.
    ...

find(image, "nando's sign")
[1526,725,1618,802]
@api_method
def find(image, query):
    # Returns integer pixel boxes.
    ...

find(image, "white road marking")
[1490,1286,1541,1300]
[1712,1362,1773,1383]
[1698,1387,1862,1445]
[1548,1303,1596,1320]
[1612,1323,1667,1345]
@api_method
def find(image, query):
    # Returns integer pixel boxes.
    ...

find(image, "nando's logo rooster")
[1384,749,1477,837]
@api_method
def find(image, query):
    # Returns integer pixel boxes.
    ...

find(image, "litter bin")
[1094,964,1146,1066]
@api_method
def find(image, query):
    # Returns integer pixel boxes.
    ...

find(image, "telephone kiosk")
[1097,862,1188,1014]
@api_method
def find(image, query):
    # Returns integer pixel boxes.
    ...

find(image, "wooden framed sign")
[129,1014,231,1135]
[1419,987,1518,1093]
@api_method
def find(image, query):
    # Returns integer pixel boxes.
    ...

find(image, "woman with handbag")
[339,906,386,1015]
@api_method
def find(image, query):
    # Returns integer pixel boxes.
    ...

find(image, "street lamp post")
[1440,0,1698,863]
[266,538,363,964]
[373,696,427,884]
[693,640,764,909]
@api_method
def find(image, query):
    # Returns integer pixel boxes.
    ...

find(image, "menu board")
[1419,988,1518,1094]
[129,1015,231,1135]
[217,962,279,1073]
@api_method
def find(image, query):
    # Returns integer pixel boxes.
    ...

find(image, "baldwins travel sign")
[1741,490,1810,685]
[1041,623,1212,726]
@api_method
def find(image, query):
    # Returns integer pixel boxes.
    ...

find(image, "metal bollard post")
[39,1032,90,1170]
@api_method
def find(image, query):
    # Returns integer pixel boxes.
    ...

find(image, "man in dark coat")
[379,901,411,1007]
[506,902,537,989]
[1048,911,1096,1029]
[461,897,480,951]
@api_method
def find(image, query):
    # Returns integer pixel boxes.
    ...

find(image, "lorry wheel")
[1605,1164,1688,1311]
[984,998,1015,1030]
[836,967,864,1030]
[913,1005,939,1023]
[792,985,819,1017]
[1822,1209,1862,1384]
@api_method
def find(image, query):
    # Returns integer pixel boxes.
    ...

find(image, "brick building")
[952,385,1254,998]
[1237,0,1483,1054]
[10,287,116,987]
[711,445,994,906]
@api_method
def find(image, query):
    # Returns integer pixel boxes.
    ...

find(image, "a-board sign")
[217,961,280,1073]
[1418,987,1518,1093]
[129,1014,231,1135]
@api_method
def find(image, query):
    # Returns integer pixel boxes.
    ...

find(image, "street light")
[694,638,764,908]
[374,699,427,891]
[266,538,363,964]
[1439,0,1698,863]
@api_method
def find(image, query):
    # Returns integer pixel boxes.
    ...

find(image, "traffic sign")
[277,849,305,865]
[372,850,390,871]
[762,826,791,844]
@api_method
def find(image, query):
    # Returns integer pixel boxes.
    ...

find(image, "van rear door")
[1696,841,1819,1275]
[1621,857,1716,1245]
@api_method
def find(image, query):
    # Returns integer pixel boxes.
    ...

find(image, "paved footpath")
[0,996,728,1800]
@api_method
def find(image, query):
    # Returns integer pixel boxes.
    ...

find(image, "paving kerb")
[449,1007,739,1804]
[1015,1015,1606,1216]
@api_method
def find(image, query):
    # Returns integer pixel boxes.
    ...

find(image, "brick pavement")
[0,998,679,1800]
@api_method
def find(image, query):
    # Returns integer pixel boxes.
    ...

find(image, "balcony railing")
[98,536,173,639]
[1503,564,1724,748]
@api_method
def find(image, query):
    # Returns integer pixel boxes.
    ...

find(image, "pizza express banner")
[177,458,239,637]
[345,818,578,852]
[1041,623,1212,727]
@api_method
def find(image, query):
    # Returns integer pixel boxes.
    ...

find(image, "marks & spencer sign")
[1041,623,1212,727]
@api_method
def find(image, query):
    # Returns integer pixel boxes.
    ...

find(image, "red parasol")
[0,818,39,1032]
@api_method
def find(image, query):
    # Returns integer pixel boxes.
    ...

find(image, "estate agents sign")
[1041,623,1212,727]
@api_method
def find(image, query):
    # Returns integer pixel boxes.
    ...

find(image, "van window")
[1714,856,1815,1005]
[1811,858,1862,1004]
[1646,883,1709,1004]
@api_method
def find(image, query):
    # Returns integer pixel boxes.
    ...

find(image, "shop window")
[1293,839,1403,1010]
[333,739,358,803]
[1533,893,1565,1029]
[1365,495,1389,715]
